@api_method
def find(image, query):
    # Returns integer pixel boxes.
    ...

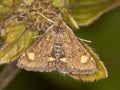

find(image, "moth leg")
[77,37,92,43]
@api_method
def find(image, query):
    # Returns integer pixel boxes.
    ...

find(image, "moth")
[17,20,98,75]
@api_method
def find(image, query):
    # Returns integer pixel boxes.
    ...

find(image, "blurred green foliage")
[68,0,120,26]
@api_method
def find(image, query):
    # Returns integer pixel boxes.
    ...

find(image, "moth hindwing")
[17,21,98,75]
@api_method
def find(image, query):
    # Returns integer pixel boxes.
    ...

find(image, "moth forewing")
[67,43,108,81]
[56,22,97,74]
[17,25,57,72]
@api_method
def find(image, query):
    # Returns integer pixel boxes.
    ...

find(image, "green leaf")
[0,21,37,64]
[51,0,68,7]
[12,0,22,9]
[68,0,120,26]
[0,28,6,49]
[0,0,16,23]
[68,43,108,82]
[62,8,79,29]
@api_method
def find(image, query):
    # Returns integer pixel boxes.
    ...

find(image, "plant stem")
[0,63,20,90]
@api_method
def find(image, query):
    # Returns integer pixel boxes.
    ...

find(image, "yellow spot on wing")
[80,55,89,63]
[60,58,67,62]
[27,52,35,61]
[49,57,55,61]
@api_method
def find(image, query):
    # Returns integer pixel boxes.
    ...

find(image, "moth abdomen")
[51,40,65,62]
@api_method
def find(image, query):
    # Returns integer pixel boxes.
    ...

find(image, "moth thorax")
[52,41,64,62]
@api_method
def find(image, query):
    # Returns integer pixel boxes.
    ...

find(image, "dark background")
[2,7,120,90]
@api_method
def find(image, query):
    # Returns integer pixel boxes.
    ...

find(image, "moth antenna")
[38,12,55,23]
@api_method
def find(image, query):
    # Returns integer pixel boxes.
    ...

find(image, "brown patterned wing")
[57,27,97,74]
[17,28,56,72]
